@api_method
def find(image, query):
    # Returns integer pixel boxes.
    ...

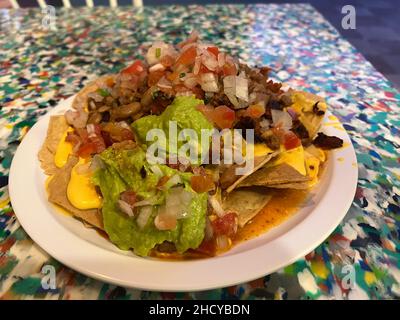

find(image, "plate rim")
[9,96,358,292]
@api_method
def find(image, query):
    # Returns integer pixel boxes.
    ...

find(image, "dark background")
[14,0,400,90]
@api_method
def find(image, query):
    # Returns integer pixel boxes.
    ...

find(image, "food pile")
[39,32,343,257]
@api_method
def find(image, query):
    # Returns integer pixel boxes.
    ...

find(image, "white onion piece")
[271,109,293,130]
[183,76,198,89]
[200,73,218,92]
[193,56,201,75]
[87,91,104,102]
[117,121,131,130]
[235,76,248,102]
[136,206,152,229]
[217,52,225,68]
[226,93,239,108]
[65,109,88,129]
[259,118,271,129]
[89,155,105,172]
[204,218,214,241]
[133,196,159,207]
[209,195,225,217]
[149,63,166,73]
[145,41,169,65]
[165,187,193,219]
[86,123,96,138]
[118,200,135,217]
[216,235,230,250]
[157,76,173,89]
[201,51,218,71]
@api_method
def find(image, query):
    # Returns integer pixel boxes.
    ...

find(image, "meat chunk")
[312,132,343,149]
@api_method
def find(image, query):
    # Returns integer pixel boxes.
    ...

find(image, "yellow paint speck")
[0,197,10,209]
[364,271,376,286]
[352,162,357,167]
[328,115,338,121]
[311,260,329,279]
[337,157,344,162]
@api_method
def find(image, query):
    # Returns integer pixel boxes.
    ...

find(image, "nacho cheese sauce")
[233,189,309,243]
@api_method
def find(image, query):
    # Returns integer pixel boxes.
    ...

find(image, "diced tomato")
[90,135,106,153]
[65,132,81,147]
[166,71,180,82]
[150,103,166,115]
[190,174,215,193]
[121,60,145,76]
[148,70,165,86]
[194,239,216,256]
[284,131,301,150]
[222,62,237,76]
[207,46,219,57]
[77,142,96,158]
[211,212,238,237]
[120,190,137,206]
[246,104,266,119]
[120,128,135,142]
[190,86,205,99]
[75,128,89,143]
[160,55,175,67]
[212,105,235,129]
[101,123,134,142]
[176,46,197,65]
[196,104,215,123]
[101,130,113,147]
[199,64,212,74]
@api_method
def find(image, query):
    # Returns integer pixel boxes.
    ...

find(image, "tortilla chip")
[38,115,69,175]
[47,155,104,230]
[267,182,310,190]
[222,187,272,227]
[238,163,309,188]
[225,152,279,193]
[290,91,327,139]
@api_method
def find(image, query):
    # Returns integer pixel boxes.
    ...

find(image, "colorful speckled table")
[0,4,399,300]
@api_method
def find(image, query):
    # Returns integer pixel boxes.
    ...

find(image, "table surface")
[0,4,399,300]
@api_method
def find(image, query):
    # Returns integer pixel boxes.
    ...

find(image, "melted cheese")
[67,158,102,210]
[272,146,306,175]
[54,127,74,168]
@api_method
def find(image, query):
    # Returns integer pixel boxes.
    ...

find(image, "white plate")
[9,96,358,292]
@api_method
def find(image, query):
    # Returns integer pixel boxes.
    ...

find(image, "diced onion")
[204,218,214,240]
[118,200,135,217]
[86,123,96,138]
[157,76,173,89]
[209,195,225,217]
[89,155,105,172]
[165,187,193,219]
[149,63,166,73]
[183,76,198,89]
[216,235,230,250]
[136,206,152,229]
[193,56,201,75]
[271,109,293,130]
[133,196,159,207]
[200,73,219,92]
[201,51,218,71]
[217,52,225,68]
[259,118,271,129]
